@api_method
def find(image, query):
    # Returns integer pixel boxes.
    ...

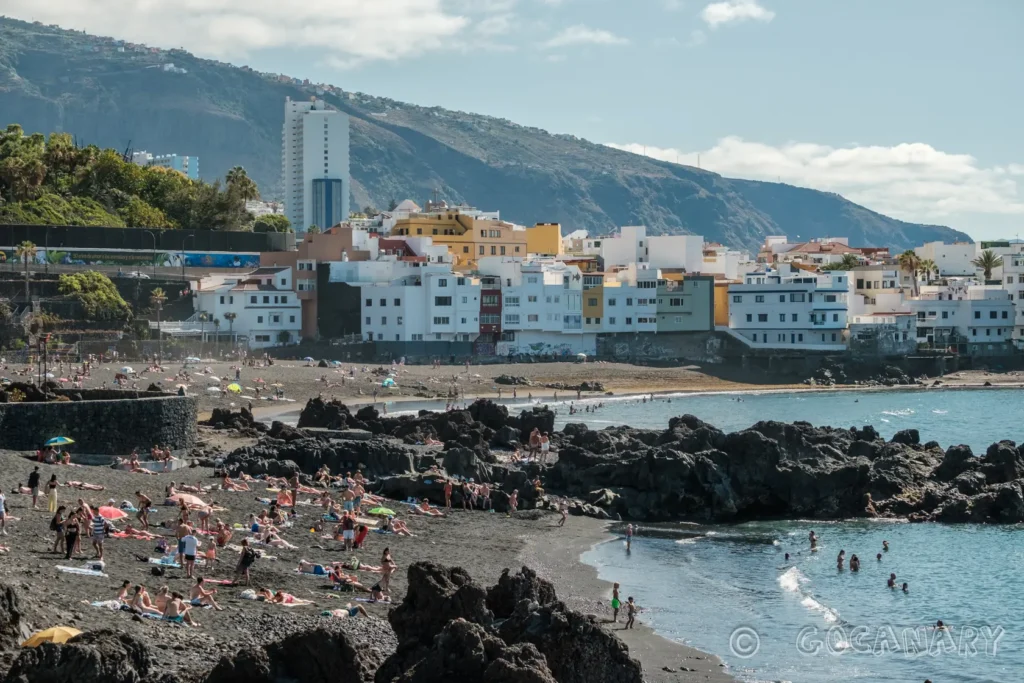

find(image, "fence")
[0,225,292,253]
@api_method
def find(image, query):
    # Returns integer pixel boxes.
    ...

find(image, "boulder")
[486,567,558,619]
[5,630,152,683]
[0,581,23,644]
[442,447,493,483]
[267,420,306,442]
[890,429,920,447]
[388,562,493,648]
[207,628,386,683]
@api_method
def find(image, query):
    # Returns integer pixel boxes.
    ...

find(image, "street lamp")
[142,229,157,277]
[181,233,195,281]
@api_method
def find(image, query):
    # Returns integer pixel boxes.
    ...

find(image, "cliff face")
[0,17,970,252]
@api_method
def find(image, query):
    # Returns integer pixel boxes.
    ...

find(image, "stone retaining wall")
[0,391,197,454]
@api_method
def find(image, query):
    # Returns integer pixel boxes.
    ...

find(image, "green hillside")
[0,17,970,252]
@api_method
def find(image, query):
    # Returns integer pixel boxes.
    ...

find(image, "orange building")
[390,209,528,270]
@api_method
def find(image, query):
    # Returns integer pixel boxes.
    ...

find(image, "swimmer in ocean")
[836,550,845,570]
[809,530,818,551]
[876,553,882,562]
[935,620,946,631]
[902,582,909,593]
[887,573,897,589]
[883,540,890,552]
[784,553,790,562]
[849,554,860,571]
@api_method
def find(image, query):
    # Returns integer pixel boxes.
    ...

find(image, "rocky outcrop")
[494,375,531,386]
[546,415,1024,523]
[201,407,267,434]
[206,627,387,683]
[375,563,641,683]
[5,630,152,683]
[0,581,24,645]
[223,433,419,479]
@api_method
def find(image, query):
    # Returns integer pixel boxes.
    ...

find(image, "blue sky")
[10,0,1022,239]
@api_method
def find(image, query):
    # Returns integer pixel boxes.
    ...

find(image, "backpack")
[50,516,59,532]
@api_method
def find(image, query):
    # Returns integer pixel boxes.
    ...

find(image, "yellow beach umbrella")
[226,383,243,393]
[22,626,82,647]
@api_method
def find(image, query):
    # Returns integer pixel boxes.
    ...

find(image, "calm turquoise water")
[558,388,1024,683]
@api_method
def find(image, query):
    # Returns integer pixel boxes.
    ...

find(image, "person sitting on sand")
[131,585,162,616]
[215,521,233,548]
[314,465,332,485]
[222,475,249,492]
[116,580,132,603]
[64,481,105,491]
[153,586,171,612]
[276,489,294,508]
[190,577,224,611]
[380,516,414,537]
[414,499,445,517]
[328,567,370,592]
[163,592,199,626]
[256,528,297,549]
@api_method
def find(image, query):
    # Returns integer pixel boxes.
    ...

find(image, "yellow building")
[391,210,528,270]
[713,281,732,326]
[526,223,563,256]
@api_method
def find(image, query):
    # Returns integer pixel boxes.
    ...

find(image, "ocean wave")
[778,567,807,593]
[881,408,915,417]
[932,409,948,414]
[801,595,841,624]
[675,537,702,545]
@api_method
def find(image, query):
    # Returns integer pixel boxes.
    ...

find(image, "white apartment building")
[909,282,1014,351]
[700,243,756,280]
[599,225,704,273]
[725,265,850,349]
[477,258,596,356]
[283,97,350,231]
[359,269,480,343]
[999,252,1024,345]
[193,267,302,348]
[915,241,978,276]
[592,265,658,334]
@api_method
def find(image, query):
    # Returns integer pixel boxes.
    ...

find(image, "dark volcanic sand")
[0,447,735,683]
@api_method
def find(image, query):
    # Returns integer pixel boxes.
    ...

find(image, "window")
[229,296,233,304]
[856,279,865,289]
[554,296,560,303]
[1003,310,1009,319]
[670,298,682,306]
[588,298,598,306]
[480,229,486,238]
[942,311,948,319]
[746,314,752,322]
[833,313,839,322]
[461,317,468,324]
[626,298,633,306]
[433,316,450,325]
[250,296,257,304]
[289,315,295,323]
[986,328,991,336]
[790,293,806,302]
[257,315,264,323]
[758,313,768,322]
[479,246,485,255]
[798,334,804,342]
[753,333,759,343]
[438,279,447,287]
[434,296,452,306]
[365,298,372,307]
[505,296,520,307]
[505,314,520,325]
[609,317,616,324]
[791,314,798,322]
[272,315,280,324]
[463,246,469,254]
[457,278,466,286]
[595,317,601,324]
[755,295,764,303]
[515,246,521,253]
[779,294,786,302]
[500,246,506,255]
[990,311,998,319]
[365,317,370,325]
[824,295,837,302]
[255,335,270,342]
[732,295,742,303]
[528,295,538,303]
[585,317,591,325]
[975,311,981,319]
[482,295,499,306]
[528,314,539,322]
[480,314,500,325]
[625,317,632,325]
[972,328,977,336]
[263,296,270,304]
[412,334,424,341]
[219,296,225,304]
[394,298,401,306]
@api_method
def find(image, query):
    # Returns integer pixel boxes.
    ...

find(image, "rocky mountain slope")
[0,17,970,251]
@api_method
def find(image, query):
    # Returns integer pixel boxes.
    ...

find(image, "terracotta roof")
[789,242,864,255]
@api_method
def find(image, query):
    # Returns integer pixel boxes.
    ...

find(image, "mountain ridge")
[0,16,970,252]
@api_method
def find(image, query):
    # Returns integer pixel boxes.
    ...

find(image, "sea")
[551,387,1023,683]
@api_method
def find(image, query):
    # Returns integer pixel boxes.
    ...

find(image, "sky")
[5,0,1022,240]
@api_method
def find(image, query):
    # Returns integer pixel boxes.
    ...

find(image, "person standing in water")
[836,550,845,570]
[809,530,818,551]
[626,524,634,551]
[625,597,638,629]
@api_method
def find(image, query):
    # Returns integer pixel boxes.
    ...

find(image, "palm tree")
[918,259,937,285]
[149,287,167,363]
[897,249,921,296]
[213,318,221,357]
[822,253,861,271]
[972,250,1003,282]
[14,241,36,303]
[226,166,260,201]
[224,312,237,349]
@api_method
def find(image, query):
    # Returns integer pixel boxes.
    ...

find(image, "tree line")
[0,124,291,232]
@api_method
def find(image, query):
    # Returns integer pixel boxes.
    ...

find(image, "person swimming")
[836,550,845,569]
[883,540,890,552]
[935,620,946,631]
[887,573,897,589]
[784,553,790,562]
[876,553,882,561]
[849,554,860,571]
[902,582,909,593]
[809,530,818,550]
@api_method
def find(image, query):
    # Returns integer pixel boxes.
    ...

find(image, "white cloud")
[700,0,775,28]
[604,138,1024,222]
[542,25,629,48]
[2,0,470,65]
[475,13,515,35]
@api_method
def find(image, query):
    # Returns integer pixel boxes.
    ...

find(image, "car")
[126,271,151,279]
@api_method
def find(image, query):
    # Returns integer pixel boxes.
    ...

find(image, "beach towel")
[90,600,124,610]
[354,597,391,604]
[148,558,182,568]
[57,565,108,577]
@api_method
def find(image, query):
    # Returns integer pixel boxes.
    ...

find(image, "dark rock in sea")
[890,429,920,446]
[207,627,386,683]
[5,630,152,683]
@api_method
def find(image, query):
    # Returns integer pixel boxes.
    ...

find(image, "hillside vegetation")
[0,17,969,251]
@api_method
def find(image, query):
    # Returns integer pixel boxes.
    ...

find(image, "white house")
[915,241,978,277]
[599,225,704,273]
[700,243,757,280]
[193,266,302,348]
[360,270,481,343]
[477,257,595,356]
[999,252,1024,345]
[595,264,658,334]
[725,264,850,349]
[908,282,1014,351]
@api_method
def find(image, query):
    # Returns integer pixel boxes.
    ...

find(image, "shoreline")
[520,517,736,683]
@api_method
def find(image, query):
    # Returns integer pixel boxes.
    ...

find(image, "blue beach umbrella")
[44,436,75,446]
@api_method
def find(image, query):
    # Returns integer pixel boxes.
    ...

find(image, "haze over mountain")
[0,17,970,252]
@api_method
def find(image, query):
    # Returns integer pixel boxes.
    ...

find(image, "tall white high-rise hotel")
[282,97,350,231]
